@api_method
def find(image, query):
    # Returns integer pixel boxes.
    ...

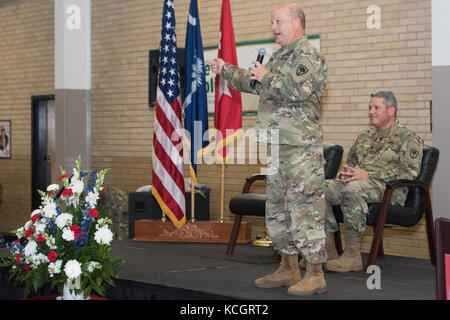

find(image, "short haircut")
[371,90,398,116]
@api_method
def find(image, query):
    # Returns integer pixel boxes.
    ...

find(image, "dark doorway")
[31,95,55,210]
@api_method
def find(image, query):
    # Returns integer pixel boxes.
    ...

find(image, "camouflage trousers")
[98,187,129,240]
[266,144,327,264]
[324,179,385,237]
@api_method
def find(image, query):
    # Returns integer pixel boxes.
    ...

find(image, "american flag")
[152,0,186,229]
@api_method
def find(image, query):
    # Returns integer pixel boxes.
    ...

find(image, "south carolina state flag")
[184,0,209,184]
[214,0,242,163]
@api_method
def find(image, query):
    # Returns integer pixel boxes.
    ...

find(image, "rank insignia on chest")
[296,64,309,76]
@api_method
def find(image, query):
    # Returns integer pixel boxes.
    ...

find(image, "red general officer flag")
[214,0,242,163]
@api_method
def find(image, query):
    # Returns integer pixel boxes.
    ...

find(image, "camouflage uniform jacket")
[221,36,328,146]
[347,119,424,204]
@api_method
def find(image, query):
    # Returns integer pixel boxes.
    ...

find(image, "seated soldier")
[98,185,129,240]
[324,90,424,272]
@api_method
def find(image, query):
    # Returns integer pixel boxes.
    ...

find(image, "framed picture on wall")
[0,120,11,159]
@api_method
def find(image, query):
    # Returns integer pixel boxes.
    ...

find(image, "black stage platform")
[0,239,437,300]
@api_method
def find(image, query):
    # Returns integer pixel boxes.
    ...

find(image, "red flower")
[88,209,99,218]
[70,225,83,239]
[70,225,80,233]
[36,234,46,242]
[24,227,35,238]
[47,251,58,262]
[62,188,73,197]
[58,174,68,181]
[31,213,40,223]
[24,264,30,272]
[15,254,22,264]
[46,190,54,196]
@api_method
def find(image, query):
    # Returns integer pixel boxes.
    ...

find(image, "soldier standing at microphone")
[208,3,329,295]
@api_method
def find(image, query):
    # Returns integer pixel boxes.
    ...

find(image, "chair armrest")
[381,179,430,211]
[243,174,266,193]
[375,178,431,228]
[385,179,428,191]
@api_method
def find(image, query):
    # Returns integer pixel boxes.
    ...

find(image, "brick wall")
[0,0,54,233]
[0,0,432,259]
[90,0,432,259]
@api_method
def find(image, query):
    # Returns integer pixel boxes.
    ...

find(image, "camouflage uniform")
[98,187,129,240]
[325,119,424,237]
[222,36,329,264]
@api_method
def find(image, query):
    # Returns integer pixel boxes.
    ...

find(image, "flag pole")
[191,178,196,222]
[220,160,225,223]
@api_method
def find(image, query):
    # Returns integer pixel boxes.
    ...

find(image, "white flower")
[46,235,57,250]
[24,220,33,230]
[64,260,82,279]
[72,167,80,180]
[42,201,57,218]
[70,180,84,194]
[49,260,62,277]
[39,217,49,225]
[30,209,41,217]
[46,184,59,192]
[62,228,75,241]
[85,191,99,208]
[29,253,47,267]
[15,227,25,239]
[86,261,101,273]
[94,226,113,245]
[55,213,73,229]
[96,218,112,229]
[24,240,38,256]
[34,222,46,234]
[97,174,105,189]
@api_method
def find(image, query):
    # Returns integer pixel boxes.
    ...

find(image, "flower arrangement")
[0,156,124,299]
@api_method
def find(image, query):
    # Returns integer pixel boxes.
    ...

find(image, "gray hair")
[370,90,397,116]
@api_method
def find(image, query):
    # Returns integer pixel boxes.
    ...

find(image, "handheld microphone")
[251,48,267,88]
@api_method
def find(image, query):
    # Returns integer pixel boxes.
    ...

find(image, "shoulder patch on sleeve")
[296,64,309,76]
[404,139,423,162]
[290,59,315,83]
[410,147,419,159]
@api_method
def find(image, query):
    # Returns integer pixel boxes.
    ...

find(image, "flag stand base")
[133,219,251,244]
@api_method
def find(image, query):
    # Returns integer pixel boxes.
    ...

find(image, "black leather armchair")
[332,145,439,269]
[226,142,343,255]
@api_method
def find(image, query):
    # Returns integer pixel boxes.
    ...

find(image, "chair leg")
[422,189,436,265]
[378,239,385,258]
[226,215,242,255]
[366,190,392,269]
[367,225,384,269]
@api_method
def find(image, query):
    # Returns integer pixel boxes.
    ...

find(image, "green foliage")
[1,157,124,298]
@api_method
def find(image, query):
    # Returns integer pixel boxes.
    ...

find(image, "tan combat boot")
[325,236,363,272]
[287,262,327,296]
[254,254,301,288]
[300,231,339,269]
